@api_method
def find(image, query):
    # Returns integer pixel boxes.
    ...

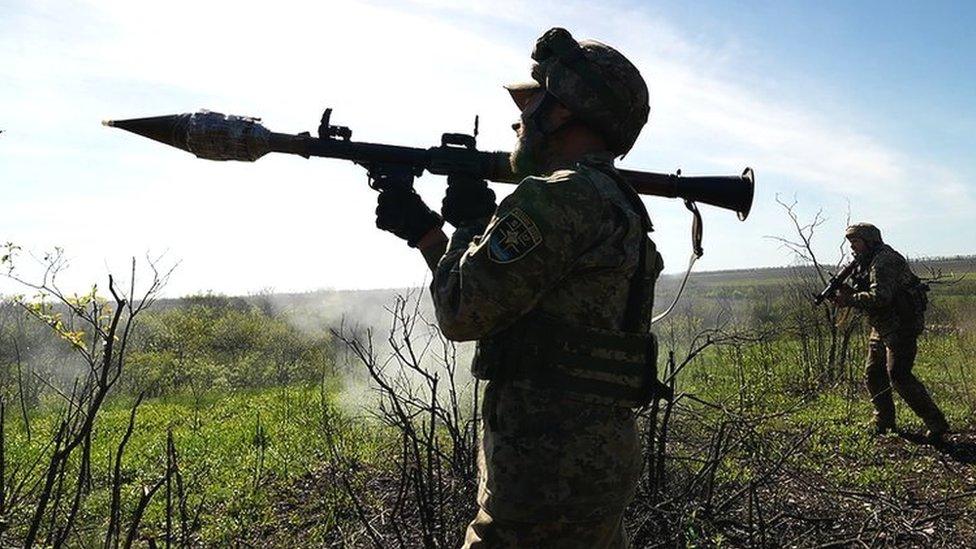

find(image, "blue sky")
[659,1,976,154]
[2,0,974,296]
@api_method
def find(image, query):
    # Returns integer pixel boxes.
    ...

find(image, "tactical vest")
[470,163,670,408]
[854,246,930,335]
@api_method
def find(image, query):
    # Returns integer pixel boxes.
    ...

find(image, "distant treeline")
[654,254,976,297]
[0,293,336,411]
[124,293,336,396]
[678,254,976,282]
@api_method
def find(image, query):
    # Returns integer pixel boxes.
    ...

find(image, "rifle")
[813,261,858,305]
[103,109,755,219]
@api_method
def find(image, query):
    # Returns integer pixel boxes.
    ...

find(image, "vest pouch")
[488,315,667,408]
[471,323,529,381]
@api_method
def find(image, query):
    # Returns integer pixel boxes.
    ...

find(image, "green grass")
[6,323,975,545]
[671,329,975,497]
[4,382,388,544]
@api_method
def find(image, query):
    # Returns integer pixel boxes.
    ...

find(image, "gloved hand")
[375,188,443,247]
[442,174,497,228]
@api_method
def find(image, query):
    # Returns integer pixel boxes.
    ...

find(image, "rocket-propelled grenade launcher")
[103,109,755,220]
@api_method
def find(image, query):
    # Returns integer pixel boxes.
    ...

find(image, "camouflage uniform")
[846,224,948,434]
[427,28,661,548]
[432,154,663,548]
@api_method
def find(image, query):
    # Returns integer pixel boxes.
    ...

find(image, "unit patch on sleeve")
[487,208,543,264]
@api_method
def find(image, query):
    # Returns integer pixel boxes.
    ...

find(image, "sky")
[2,0,974,297]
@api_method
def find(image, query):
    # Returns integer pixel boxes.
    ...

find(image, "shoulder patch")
[488,207,543,264]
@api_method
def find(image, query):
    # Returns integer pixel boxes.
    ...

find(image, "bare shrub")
[0,246,198,547]
[766,197,864,388]
[330,291,478,548]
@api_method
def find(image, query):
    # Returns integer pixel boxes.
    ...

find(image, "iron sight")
[104,108,755,219]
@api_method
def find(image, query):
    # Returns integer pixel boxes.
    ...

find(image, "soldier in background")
[833,223,949,443]
[373,27,665,548]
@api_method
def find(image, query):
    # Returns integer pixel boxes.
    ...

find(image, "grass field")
[6,331,971,546]
[2,383,394,545]
[2,256,975,546]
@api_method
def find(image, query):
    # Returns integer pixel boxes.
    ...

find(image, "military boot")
[869,420,896,437]
[925,418,949,445]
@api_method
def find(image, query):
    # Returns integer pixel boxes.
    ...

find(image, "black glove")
[442,174,497,227]
[375,188,443,247]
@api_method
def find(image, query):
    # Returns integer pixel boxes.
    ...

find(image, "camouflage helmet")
[505,27,650,156]
[845,223,883,244]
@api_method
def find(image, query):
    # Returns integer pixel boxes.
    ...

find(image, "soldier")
[373,28,664,548]
[832,223,949,443]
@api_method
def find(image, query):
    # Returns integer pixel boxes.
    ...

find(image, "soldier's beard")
[510,118,548,178]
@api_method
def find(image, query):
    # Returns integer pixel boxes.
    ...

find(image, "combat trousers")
[462,507,628,549]
[865,331,947,432]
